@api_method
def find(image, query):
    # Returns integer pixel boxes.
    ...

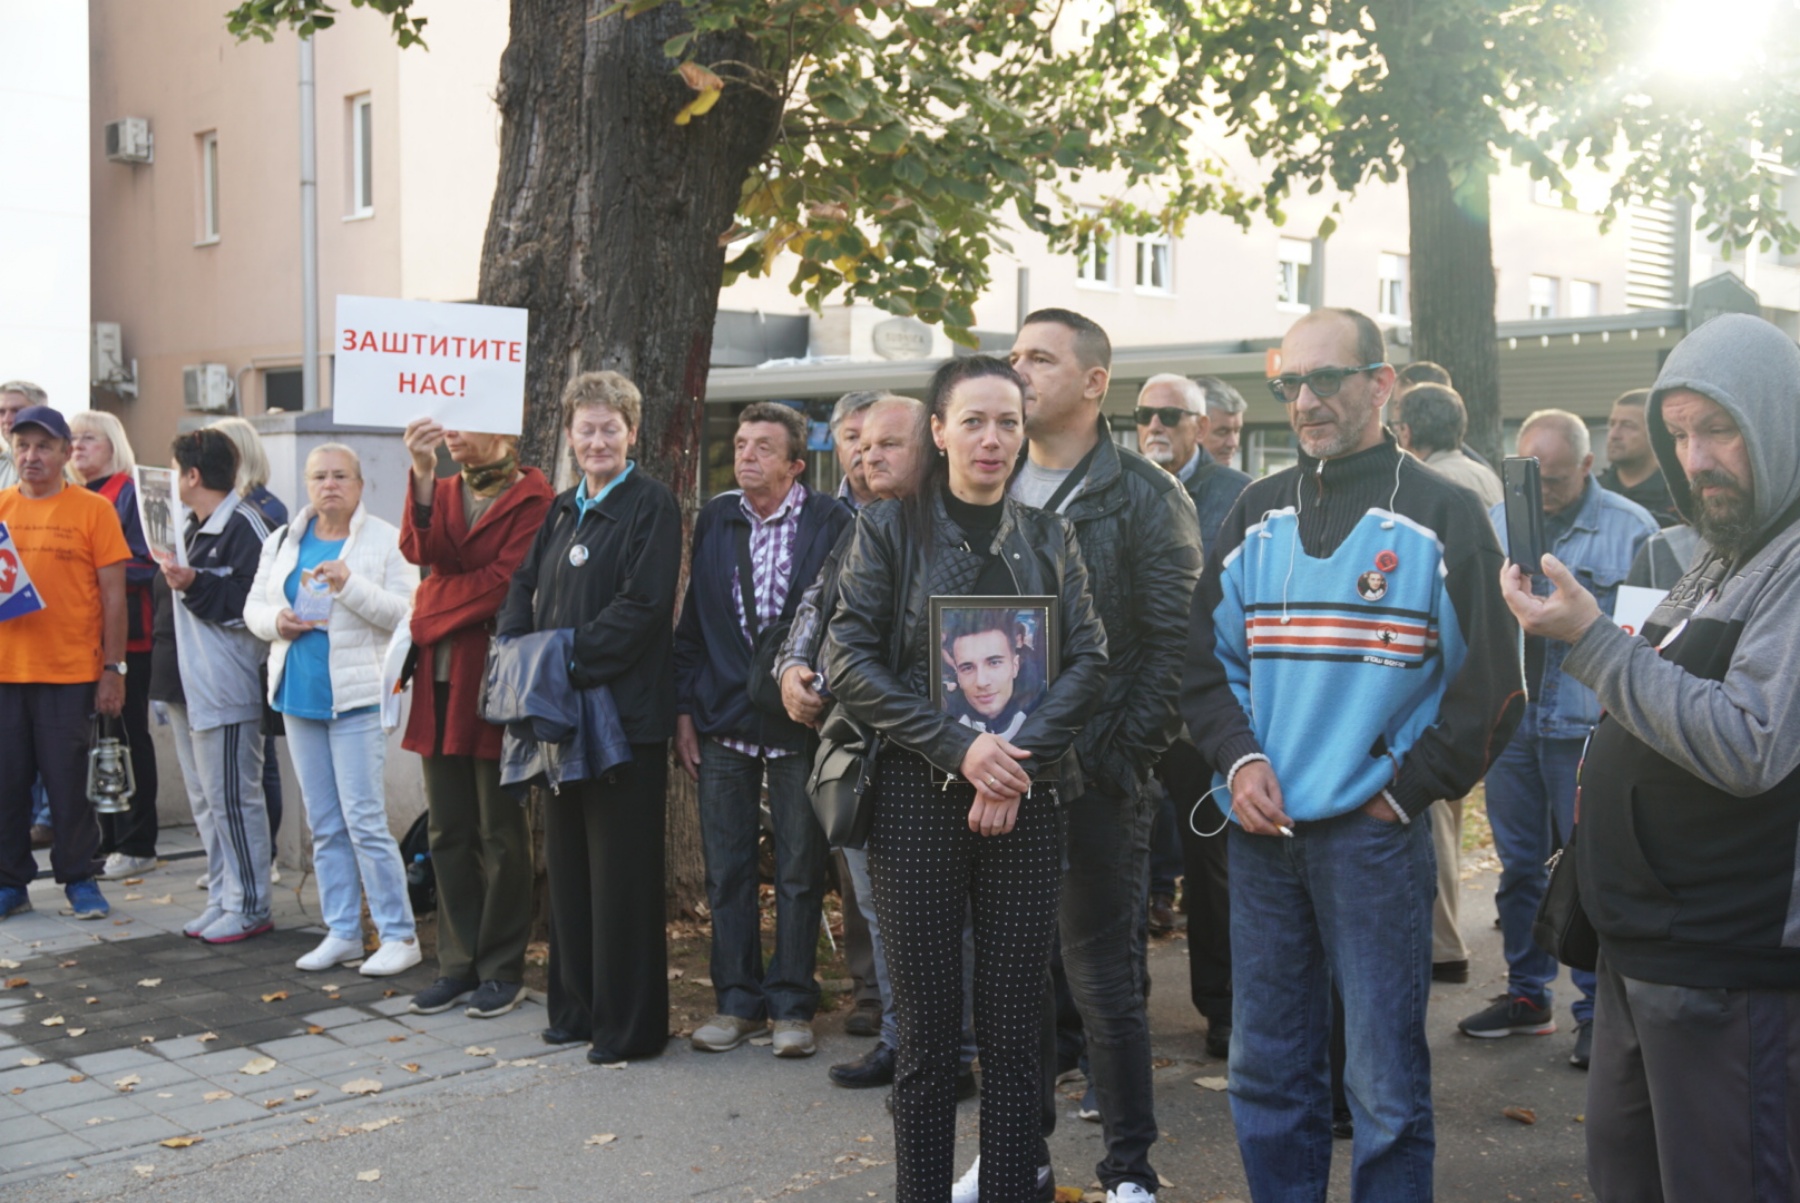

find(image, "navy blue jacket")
[674,487,851,750]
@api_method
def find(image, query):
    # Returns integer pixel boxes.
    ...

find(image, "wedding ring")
[985,775,997,788]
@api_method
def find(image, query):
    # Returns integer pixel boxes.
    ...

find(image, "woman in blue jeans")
[246,443,421,977]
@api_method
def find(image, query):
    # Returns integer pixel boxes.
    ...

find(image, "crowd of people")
[0,300,1795,1203]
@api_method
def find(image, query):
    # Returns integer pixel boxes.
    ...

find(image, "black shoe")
[1570,1019,1593,1070]
[844,998,883,1038]
[1332,1109,1354,1140]
[408,977,477,1015]
[1432,959,1470,984]
[1205,1023,1231,1060]
[1148,893,1177,935]
[466,980,525,1018]
[586,1047,623,1065]
[542,1026,587,1045]
[829,1042,896,1088]
[1458,994,1557,1038]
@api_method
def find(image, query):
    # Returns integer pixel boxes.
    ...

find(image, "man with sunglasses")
[1183,308,1522,1201]
[1135,375,1252,550]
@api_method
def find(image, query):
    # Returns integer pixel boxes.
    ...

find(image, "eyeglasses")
[1133,405,1198,427]
[1265,363,1386,403]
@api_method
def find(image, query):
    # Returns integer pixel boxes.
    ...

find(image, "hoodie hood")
[1648,313,1800,535]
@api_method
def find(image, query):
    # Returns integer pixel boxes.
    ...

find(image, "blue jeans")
[697,739,825,1022]
[1058,784,1159,1193]
[1229,809,1436,1202]
[1485,709,1594,1023]
[285,711,415,944]
[842,845,976,1060]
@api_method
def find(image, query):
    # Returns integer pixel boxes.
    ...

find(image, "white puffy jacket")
[245,503,418,717]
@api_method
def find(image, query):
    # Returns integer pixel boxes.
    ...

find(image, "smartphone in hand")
[1503,456,1548,576]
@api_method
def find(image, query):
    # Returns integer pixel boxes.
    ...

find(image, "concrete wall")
[1,2,90,410]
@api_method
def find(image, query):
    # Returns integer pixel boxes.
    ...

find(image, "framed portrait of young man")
[929,596,1060,742]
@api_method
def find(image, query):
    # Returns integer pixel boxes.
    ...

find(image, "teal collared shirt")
[575,461,635,520]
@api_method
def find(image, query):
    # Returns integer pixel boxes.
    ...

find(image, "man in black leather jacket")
[1007,309,1204,1203]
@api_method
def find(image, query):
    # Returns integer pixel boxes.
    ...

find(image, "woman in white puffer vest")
[246,443,422,977]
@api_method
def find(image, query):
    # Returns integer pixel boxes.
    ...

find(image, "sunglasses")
[1265,363,1386,403]
[1134,405,1198,427]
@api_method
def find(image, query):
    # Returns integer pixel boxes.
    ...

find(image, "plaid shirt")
[719,481,808,760]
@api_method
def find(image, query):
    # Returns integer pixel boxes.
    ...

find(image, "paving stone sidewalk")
[0,829,566,1186]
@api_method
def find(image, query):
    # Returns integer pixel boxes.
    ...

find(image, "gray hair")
[0,381,47,406]
[68,410,137,477]
[1519,409,1591,460]
[209,416,272,494]
[1138,374,1206,413]
[305,441,364,479]
[1193,375,1247,416]
[830,390,885,437]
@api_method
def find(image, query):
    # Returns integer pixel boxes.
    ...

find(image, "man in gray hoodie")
[1501,313,1800,1200]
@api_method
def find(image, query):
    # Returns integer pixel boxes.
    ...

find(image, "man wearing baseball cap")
[0,405,130,920]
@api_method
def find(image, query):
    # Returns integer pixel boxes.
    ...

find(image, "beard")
[1141,437,1174,465]
[1688,470,1759,559]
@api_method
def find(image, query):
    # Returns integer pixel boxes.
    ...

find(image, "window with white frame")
[1136,232,1173,292]
[349,94,373,216]
[1377,252,1408,320]
[1529,274,1559,320]
[1277,238,1312,308]
[1076,219,1116,286]
[197,131,220,243]
[1569,279,1600,317]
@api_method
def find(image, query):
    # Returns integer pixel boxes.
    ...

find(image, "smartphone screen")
[1503,456,1548,576]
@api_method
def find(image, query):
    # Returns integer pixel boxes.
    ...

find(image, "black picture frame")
[929,595,1060,741]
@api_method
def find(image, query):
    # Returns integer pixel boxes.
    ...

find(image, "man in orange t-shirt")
[0,405,129,921]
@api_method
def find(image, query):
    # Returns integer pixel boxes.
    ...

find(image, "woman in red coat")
[398,419,553,1020]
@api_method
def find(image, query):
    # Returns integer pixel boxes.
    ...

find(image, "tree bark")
[477,1,782,917]
[1407,157,1503,466]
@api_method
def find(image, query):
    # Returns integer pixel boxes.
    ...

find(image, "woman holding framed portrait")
[824,355,1107,1203]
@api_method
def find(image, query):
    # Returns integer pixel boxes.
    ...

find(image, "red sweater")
[399,466,554,759]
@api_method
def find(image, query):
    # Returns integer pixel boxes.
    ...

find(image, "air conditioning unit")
[92,322,138,399]
[183,363,232,413]
[104,118,154,165]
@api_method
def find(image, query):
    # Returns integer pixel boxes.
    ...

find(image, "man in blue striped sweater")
[1182,308,1523,1201]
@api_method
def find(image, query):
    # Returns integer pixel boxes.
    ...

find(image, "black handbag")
[809,710,882,849]
[1532,826,1598,972]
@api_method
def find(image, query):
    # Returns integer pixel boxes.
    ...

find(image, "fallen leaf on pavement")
[239,1056,278,1076]
[133,1165,154,1178]
[262,1098,286,1109]
[463,1046,496,1057]
[667,968,684,980]
[260,990,289,1003]
[84,996,98,1005]
[748,1035,773,1046]
[68,1075,86,1083]
[149,894,173,904]
[197,1032,218,1043]
[305,1025,325,1035]
[385,1035,405,1043]
[598,1061,627,1070]
[1158,1175,1176,1189]
[123,894,143,902]
[1193,1076,1229,1092]
[293,1088,318,1100]
[585,1133,617,1146]
[58,959,78,968]
[0,958,18,969]
[66,1028,86,1038]
[137,978,162,988]
[358,1116,401,1131]
[356,1169,381,1183]
[341,1078,383,1095]
[501,1058,539,1068]
[159,1136,201,1149]
[1503,1106,1537,1125]
[382,989,399,998]
[401,1063,421,1073]
[41,1015,65,1027]
[122,878,144,886]
[856,1135,874,1143]
[114,1074,141,1092]
[140,1036,155,1044]
[203,1091,233,1102]
[19,1057,43,1067]
[3,978,25,989]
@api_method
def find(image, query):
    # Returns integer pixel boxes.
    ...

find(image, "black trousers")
[542,743,669,1060]
[869,750,1061,1203]
[98,649,158,859]
[0,682,100,889]
[1161,741,1232,1028]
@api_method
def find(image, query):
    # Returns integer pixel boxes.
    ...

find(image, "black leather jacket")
[823,492,1109,790]
[1055,424,1204,798]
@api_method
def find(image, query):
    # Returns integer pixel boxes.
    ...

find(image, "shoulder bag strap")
[1040,436,1104,515]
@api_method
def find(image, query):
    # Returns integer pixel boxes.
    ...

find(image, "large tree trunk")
[477,1,782,917]
[1407,157,1503,466]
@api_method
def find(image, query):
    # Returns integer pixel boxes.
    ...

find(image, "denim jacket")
[488,629,633,796]
[1489,479,1657,739]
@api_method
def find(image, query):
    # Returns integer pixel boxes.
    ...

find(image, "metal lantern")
[87,713,135,816]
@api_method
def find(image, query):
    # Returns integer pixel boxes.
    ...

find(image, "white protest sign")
[1612,584,1666,638]
[333,295,528,434]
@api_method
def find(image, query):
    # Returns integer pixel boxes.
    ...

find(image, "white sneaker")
[359,938,422,977]
[1107,1184,1155,1203]
[952,1157,1053,1203]
[269,861,282,885]
[102,853,156,878]
[296,934,365,971]
[195,872,209,890]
